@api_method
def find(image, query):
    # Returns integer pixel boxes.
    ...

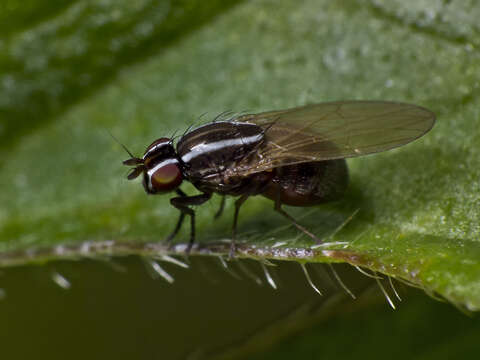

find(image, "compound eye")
[147,161,183,193]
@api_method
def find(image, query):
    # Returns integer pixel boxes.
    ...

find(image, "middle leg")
[230,194,249,258]
[214,195,226,219]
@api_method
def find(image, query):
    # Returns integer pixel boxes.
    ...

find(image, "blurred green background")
[1,0,480,358]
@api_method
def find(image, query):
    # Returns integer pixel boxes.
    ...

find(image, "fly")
[123,101,435,256]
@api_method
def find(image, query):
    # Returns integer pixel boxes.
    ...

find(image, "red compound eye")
[146,161,183,193]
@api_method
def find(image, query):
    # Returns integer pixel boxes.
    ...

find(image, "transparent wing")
[234,101,435,174]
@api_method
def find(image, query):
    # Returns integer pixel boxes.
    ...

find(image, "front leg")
[165,189,188,245]
[170,190,212,253]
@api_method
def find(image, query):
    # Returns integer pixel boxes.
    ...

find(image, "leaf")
[245,288,480,360]
[1,0,480,316]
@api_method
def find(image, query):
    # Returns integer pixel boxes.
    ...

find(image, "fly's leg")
[169,190,212,253]
[214,195,226,219]
[231,194,249,258]
[165,212,185,245]
[165,189,187,245]
[274,194,321,244]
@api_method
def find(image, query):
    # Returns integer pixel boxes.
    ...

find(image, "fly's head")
[123,137,183,194]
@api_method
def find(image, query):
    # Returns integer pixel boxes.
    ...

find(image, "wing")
[234,100,435,175]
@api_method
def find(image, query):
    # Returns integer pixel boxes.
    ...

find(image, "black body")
[177,121,348,204]
[123,101,435,255]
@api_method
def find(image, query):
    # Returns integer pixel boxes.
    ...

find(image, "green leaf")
[245,288,480,360]
[2,0,480,314]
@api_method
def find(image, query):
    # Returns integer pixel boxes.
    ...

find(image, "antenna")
[107,130,137,159]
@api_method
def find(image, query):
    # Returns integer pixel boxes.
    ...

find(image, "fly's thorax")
[174,121,273,196]
[177,121,265,180]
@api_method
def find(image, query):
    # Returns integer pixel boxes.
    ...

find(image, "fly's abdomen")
[261,160,349,206]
